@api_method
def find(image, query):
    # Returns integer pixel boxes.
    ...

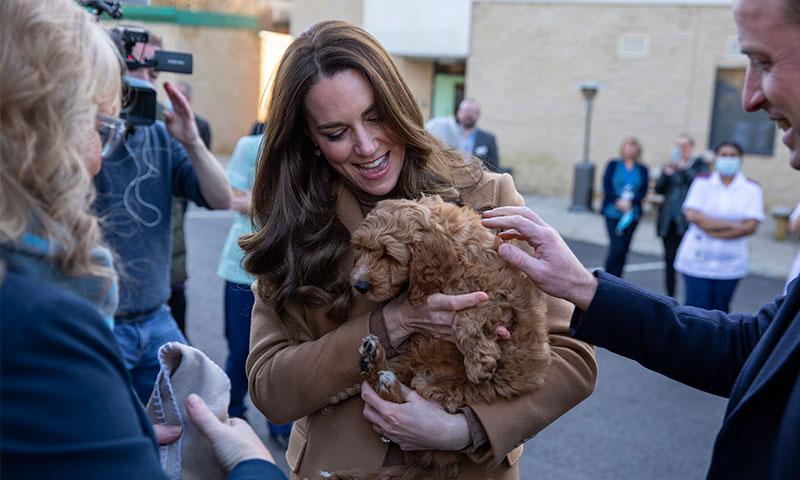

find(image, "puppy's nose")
[353,280,371,294]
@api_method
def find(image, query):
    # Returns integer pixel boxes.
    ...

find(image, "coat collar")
[334,180,366,235]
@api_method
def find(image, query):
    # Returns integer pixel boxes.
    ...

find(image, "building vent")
[617,33,649,59]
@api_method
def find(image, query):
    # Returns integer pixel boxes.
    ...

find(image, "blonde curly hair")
[0,0,122,279]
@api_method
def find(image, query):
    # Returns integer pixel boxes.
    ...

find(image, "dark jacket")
[471,129,500,172]
[654,157,708,238]
[0,270,285,480]
[571,271,800,479]
[601,159,649,217]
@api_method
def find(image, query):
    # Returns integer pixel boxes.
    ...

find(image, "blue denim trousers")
[224,281,254,418]
[224,281,291,436]
[113,305,187,404]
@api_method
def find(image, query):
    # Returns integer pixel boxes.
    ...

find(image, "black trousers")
[168,282,187,336]
[604,216,638,278]
[661,222,683,298]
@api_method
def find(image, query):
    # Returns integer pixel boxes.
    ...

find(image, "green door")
[432,73,465,118]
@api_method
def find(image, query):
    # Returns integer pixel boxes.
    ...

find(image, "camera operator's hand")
[163,81,202,149]
[162,81,231,210]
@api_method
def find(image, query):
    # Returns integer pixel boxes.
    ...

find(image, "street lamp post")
[570,81,600,212]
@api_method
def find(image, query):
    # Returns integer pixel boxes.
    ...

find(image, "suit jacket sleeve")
[228,459,286,480]
[246,286,371,424]
[488,134,500,171]
[464,174,598,467]
[570,271,782,397]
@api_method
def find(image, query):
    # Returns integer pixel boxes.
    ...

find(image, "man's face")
[735,0,800,169]
[129,42,160,84]
[456,102,480,129]
[675,137,693,160]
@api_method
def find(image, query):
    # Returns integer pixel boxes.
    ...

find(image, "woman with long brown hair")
[242,20,596,478]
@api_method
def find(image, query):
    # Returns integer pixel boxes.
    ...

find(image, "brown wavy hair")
[0,0,121,281]
[240,20,481,328]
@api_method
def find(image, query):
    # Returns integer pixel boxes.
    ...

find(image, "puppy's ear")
[407,210,458,304]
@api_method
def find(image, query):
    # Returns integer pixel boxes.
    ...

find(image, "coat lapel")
[334,183,383,319]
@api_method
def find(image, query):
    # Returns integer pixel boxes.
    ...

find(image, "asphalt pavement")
[183,207,787,479]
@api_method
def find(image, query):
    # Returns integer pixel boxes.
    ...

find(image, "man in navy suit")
[482,1,799,477]
[456,98,503,172]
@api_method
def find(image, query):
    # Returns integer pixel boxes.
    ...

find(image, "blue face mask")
[715,156,741,177]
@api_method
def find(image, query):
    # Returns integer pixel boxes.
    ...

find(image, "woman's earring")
[314,145,321,157]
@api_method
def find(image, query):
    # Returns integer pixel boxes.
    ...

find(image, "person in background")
[456,98,502,172]
[655,133,708,297]
[0,1,282,478]
[168,80,213,337]
[240,20,595,478]
[94,32,231,403]
[600,136,649,278]
[216,132,292,447]
[674,141,764,312]
[425,115,460,149]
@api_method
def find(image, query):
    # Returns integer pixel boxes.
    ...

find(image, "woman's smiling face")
[304,69,405,197]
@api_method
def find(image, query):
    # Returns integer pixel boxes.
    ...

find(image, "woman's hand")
[185,394,275,471]
[614,198,632,212]
[381,291,490,348]
[230,188,252,214]
[153,423,182,445]
[361,382,471,451]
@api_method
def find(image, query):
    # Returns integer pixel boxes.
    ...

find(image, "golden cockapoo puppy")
[331,196,551,480]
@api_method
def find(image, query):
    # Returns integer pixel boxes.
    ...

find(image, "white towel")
[146,342,230,480]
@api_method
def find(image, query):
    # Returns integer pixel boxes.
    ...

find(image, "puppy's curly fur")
[330,196,551,480]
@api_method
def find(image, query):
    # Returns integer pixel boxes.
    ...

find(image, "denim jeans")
[114,305,187,404]
[224,282,292,436]
[224,281,254,418]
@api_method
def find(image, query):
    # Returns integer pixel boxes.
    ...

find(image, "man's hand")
[163,81,201,148]
[186,394,274,472]
[361,382,471,451]
[482,206,598,311]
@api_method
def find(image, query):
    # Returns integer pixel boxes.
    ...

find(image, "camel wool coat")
[247,172,597,479]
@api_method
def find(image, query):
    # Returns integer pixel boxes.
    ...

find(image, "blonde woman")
[0,1,280,478]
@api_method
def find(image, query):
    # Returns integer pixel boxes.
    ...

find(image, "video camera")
[81,0,193,126]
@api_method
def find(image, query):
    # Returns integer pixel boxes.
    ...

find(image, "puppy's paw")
[359,334,387,377]
[377,370,404,403]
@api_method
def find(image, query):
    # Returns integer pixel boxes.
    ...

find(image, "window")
[708,68,775,155]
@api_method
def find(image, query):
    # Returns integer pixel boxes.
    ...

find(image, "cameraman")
[94,31,231,403]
